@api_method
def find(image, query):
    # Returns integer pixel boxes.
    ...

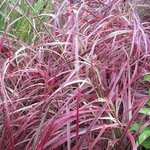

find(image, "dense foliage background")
[0,0,150,149]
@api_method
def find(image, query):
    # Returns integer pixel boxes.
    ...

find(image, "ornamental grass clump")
[0,0,150,150]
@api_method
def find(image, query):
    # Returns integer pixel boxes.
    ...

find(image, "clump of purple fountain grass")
[0,0,150,150]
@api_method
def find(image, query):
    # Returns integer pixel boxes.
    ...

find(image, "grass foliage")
[0,0,150,149]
